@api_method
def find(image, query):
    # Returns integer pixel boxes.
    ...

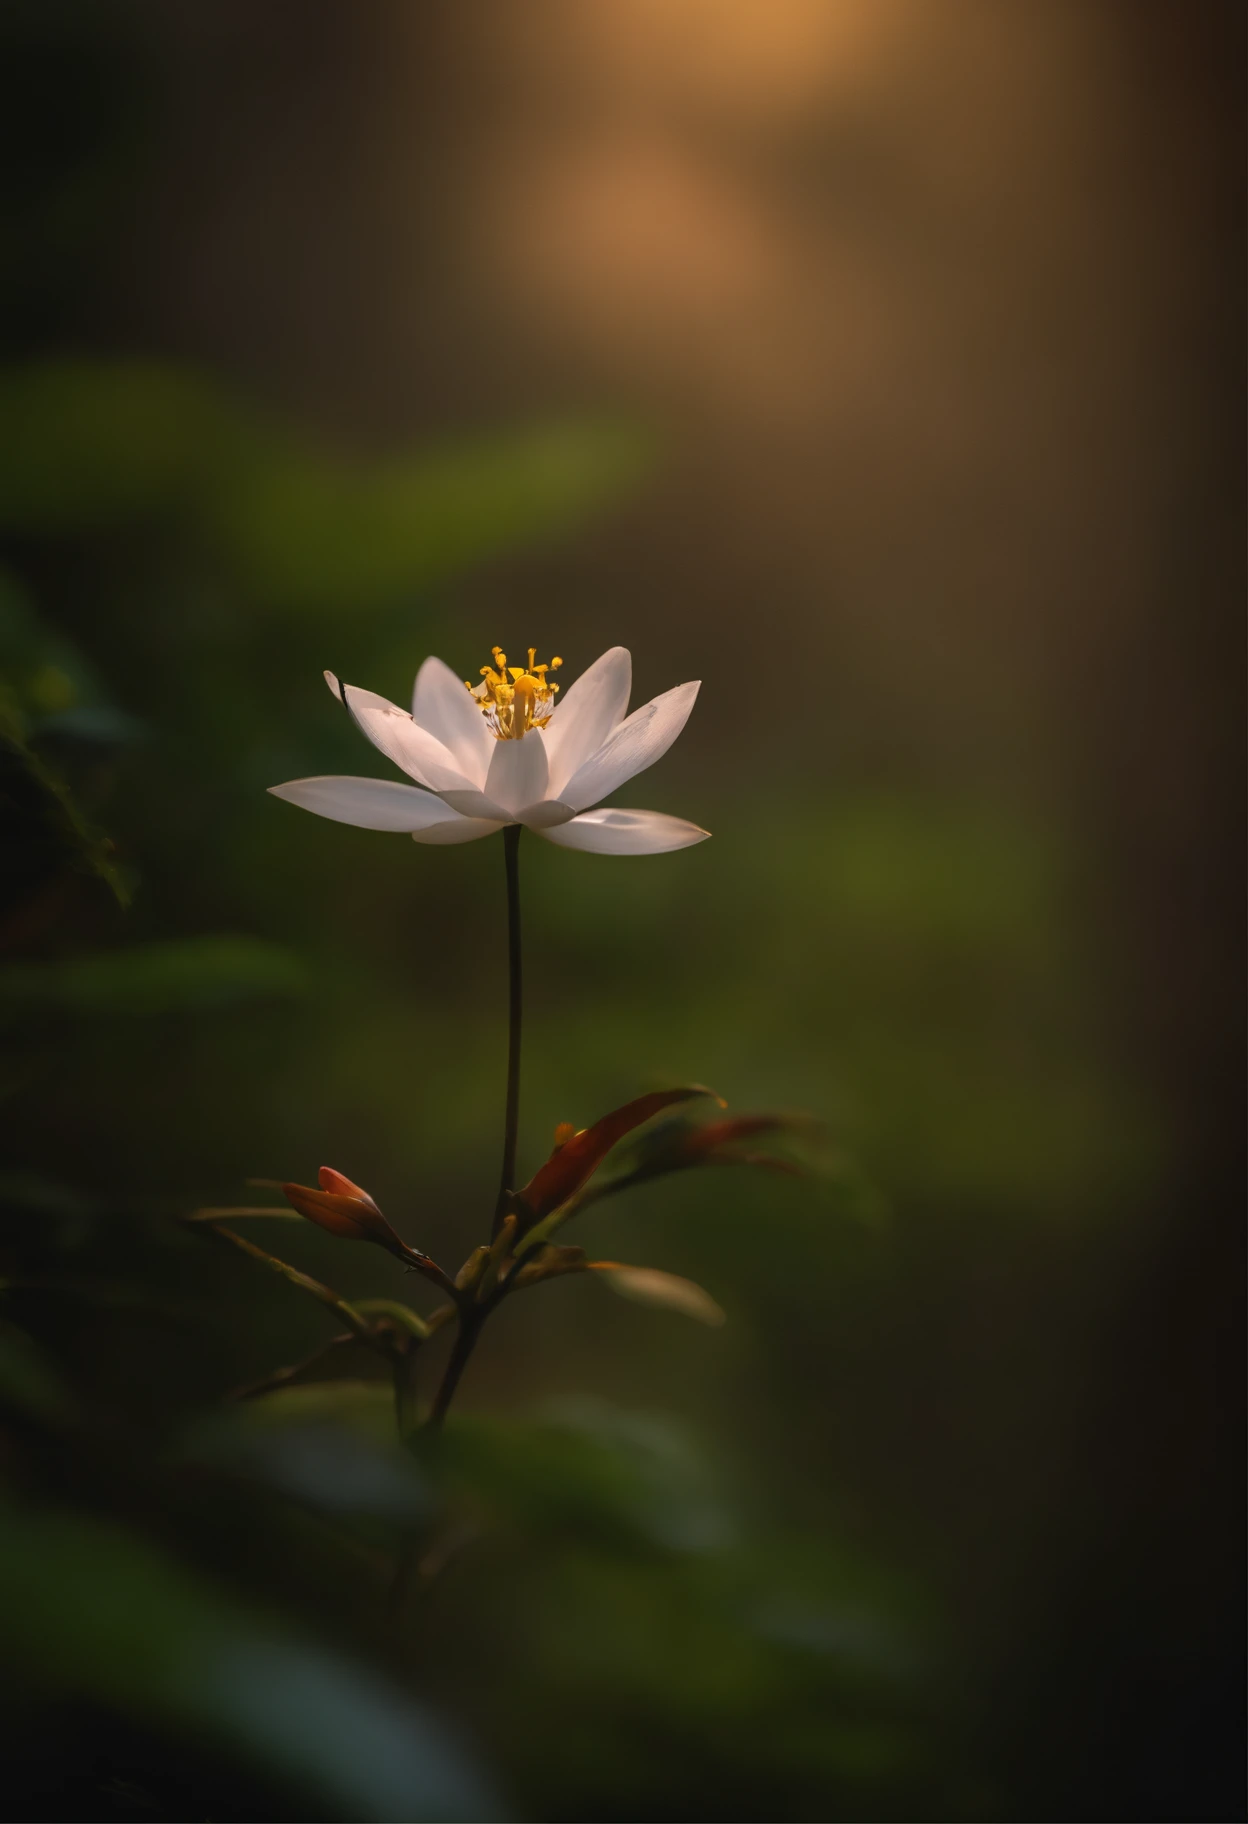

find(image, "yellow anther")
[464,643,565,739]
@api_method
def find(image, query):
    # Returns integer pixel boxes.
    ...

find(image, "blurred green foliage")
[0,350,1154,1822]
[0,359,651,610]
[1,1494,495,1822]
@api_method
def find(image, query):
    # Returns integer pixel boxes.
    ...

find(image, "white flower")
[268,645,709,855]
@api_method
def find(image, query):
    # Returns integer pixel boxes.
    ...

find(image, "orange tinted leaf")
[718,1150,803,1177]
[601,1111,812,1194]
[513,1086,719,1227]
[510,1244,588,1288]
[682,1114,791,1155]
[590,1262,726,1326]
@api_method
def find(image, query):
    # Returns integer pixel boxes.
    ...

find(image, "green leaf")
[428,1401,735,1558]
[352,1299,435,1340]
[0,692,127,909]
[0,1499,499,1820]
[0,935,308,1018]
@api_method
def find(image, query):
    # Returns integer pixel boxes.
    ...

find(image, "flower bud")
[282,1167,412,1262]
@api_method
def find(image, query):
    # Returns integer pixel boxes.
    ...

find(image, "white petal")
[268,776,456,832]
[340,683,471,791]
[324,670,395,717]
[412,816,504,846]
[484,728,549,816]
[559,681,700,812]
[411,656,494,784]
[517,798,577,830]
[536,807,709,854]
[437,786,511,819]
[543,646,632,795]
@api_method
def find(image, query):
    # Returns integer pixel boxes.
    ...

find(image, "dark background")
[0,3,1242,1820]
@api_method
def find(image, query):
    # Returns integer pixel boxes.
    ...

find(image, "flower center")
[466,646,563,740]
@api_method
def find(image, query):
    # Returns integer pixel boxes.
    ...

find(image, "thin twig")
[200,1222,374,1341]
[228,1332,356,1402]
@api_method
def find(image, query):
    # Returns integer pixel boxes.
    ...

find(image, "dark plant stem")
[493,822,523,1235]
[426,1309,484,1431]
[422,825,522,1436]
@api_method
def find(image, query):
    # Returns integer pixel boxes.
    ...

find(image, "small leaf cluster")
[189,1087,814,1441]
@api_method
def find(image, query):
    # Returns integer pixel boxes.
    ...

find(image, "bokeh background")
[0,3,1242,1819]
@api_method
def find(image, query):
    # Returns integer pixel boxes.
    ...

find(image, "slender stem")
[423,824,522,1435]
[493,823,523,1235]
[425,1311,484,1431]
[227,1331,355,1402]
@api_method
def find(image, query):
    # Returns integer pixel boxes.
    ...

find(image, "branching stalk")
[426,1309,485,1431]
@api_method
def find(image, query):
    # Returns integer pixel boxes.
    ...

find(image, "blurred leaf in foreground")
[430,1400,737,1558]
[590,1262,727,1326]
[0,1500,500,1822]
[415,1402,952,1821]
[179,1382,431,1525]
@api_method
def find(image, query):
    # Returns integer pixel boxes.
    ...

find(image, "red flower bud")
[282,1168,411,1261]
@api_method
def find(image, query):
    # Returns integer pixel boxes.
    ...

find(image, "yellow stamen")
[464,643,563,739]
